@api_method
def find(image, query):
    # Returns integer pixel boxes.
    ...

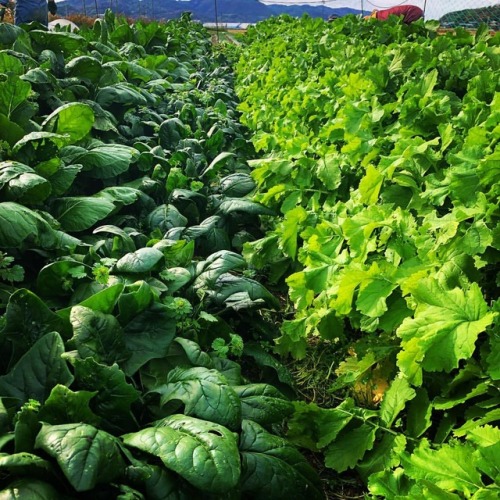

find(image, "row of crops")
[0,12,324,499]
[235,14,499,499]
[0,10,498,499]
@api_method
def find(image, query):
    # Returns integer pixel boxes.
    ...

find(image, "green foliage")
[236,13,500,498]
[0,12,309,499]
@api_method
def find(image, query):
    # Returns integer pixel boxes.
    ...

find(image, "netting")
[262,1,500,28]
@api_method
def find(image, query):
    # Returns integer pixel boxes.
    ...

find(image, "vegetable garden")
[0,10,498,499]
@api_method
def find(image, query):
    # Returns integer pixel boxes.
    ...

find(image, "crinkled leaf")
[234,384,293,425]
[38,385,100,426]
[357,433,407,481]
[152,366,241,430]
[368,469,412,499]
[123,415,240,494]
[220,173,256,197]
[69,305,129,366]
[173,338,214,369]
[239,419,323,500]
[397,280,497,385]
[400,441,484,494]
[35,423,125,492]
[217,198,275,216]
[190,250,246,291]
[65,56,103,84]
[2,289,72,352]
[206,273,279,309]
[72,358,139,433]
[96,82,149,108]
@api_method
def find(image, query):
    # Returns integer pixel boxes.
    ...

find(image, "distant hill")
[57,0,362,23]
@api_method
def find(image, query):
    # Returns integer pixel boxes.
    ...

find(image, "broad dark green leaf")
[67,144,138,179]
[35,423,125,492]
[2,171,51,205]
[46,164,82,196]
[0,332,73,407]
[142,465,193,500]
[158,118,189,149]
[58,283,124,320]
[94,186,142,207]
[240,419,323,500]
[0,23,26,47]
[0,114,25,146]
[0,452,53,476]
[190,250,246,291]
[115,248,164,274]
[147,204,188,233]
[123,415,240,494]
[2,289,72,351]
[217,198,275,216]
[200,151,234,178]
[95,82,152,108]
[38,384,100,426]
[69,305,129,366]
[72,357,139,432]
[36,260,90,298]
[122,302,177,376]
[173,338,214,369]
[30,30,87,56]
[0,202,58,248]
[51,196,115,232]
[0,74,30,120]
[234,384,294,425]
[152,366,241,430]
[206,273,280,309]
[65,55,103,83]
[220,173,256,197]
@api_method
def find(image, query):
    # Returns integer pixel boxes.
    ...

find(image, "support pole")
[214,0,220,43]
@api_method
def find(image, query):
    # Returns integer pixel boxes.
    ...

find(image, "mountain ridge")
[57,0,362,23]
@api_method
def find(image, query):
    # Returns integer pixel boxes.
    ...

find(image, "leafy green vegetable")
[123,415,240,494]
[35,422,125,492]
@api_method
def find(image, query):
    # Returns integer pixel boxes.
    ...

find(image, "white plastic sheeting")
[260,0,499,20]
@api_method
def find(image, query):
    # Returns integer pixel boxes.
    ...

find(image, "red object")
[376,5,424,24]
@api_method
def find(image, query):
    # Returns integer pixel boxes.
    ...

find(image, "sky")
[259,0,500,20]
